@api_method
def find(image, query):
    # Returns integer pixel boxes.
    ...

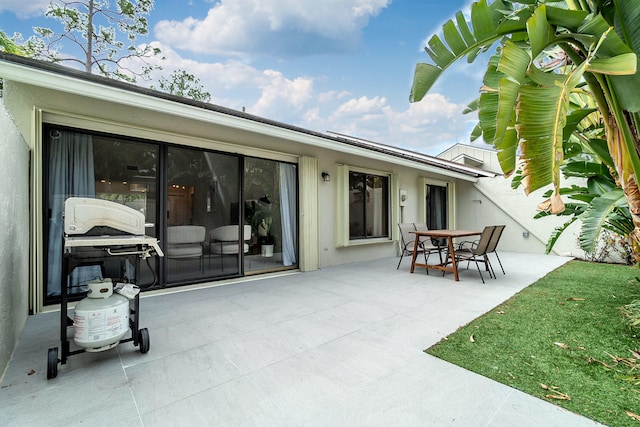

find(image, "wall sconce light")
[321,172,330,182]
[522,231,530,238]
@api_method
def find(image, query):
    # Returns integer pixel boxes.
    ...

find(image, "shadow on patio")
[1,252,602,426]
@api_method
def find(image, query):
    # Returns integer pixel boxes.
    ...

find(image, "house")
[0,53,570,379]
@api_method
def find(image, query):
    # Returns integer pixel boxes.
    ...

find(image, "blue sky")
[0,0,489,155]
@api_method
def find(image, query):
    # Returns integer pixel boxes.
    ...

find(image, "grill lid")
[64,197,146,236]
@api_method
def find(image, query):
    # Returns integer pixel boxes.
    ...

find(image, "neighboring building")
[0,53,563,379]
[438,143,504,174]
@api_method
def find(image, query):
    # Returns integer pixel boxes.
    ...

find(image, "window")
[348,171,389,239]
[418,178,453,232]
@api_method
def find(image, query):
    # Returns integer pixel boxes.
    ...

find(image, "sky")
[0,0,491,156]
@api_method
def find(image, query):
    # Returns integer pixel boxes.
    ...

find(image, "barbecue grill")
[47,197,163,379]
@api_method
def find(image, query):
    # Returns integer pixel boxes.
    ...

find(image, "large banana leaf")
[410,4,594,103]
[411,0,640,254]
[518,57,587,204]
[610,0,640,112]
[410,0,528,103]
[545,216,579,254]
[579,188,629,253]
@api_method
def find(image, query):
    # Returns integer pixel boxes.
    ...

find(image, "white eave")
[0,54,495,182]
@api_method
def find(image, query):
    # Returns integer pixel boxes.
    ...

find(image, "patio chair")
[397,223,443,270]
[453,225,496,283]
[486,225,506,275]
[414,222,446,265]
[397,223,425,269]
[210,224,251,272]
[166,225,206,273]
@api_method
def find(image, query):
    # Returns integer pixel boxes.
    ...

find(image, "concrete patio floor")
[1,252,603,426]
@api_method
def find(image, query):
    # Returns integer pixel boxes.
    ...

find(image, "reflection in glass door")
[165,147,240,282]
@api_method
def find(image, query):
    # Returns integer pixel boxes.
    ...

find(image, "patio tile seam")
[482,387,517,427]
[118,352,145,425]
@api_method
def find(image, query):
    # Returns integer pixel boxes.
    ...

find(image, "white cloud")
[154,0,391,58]
[331,96,388,118]
[251,70,314,116]
[317,90,350,104]
[303,92,475,155]
[132,43,474,156]
[0,0,48,19]
[133,42,315,116]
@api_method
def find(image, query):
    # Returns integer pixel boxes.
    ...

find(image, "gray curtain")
[47,130,100,296]
[279,163,297,266]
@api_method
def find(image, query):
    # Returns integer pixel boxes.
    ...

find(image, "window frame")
[336,164,397,247]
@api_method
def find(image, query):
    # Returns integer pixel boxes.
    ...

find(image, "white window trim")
[336,164,397,247]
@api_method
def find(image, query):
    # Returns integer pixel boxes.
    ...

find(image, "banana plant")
[467,59,634,255]
[411,0,640,260]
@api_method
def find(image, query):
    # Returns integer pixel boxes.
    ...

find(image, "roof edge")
[0,53,495,179]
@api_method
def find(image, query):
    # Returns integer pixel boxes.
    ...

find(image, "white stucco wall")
[0,99,30,381]
[441,145,586,258]
[315,146,440,267]
[456,176,583,257]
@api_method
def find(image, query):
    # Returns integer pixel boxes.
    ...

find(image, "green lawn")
[426,260,640,427]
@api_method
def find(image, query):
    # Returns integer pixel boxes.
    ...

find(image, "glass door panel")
[166,147,240,282]
[426,183,448,229]
[244,158,298,273]
[44,127,159,301]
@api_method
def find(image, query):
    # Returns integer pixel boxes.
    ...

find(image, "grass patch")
[426,260,640,426]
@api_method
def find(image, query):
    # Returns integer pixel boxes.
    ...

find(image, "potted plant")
[258,217,274,257]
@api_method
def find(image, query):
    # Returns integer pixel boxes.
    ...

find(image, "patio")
[1,252,602,426]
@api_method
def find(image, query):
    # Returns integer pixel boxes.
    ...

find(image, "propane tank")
[74,278,129,351]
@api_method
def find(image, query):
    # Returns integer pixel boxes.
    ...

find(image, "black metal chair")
[397,223,445,271]
[414,222,446,266]
[397,223,423,269]
[453,226,496,283]
[486,225,506,275]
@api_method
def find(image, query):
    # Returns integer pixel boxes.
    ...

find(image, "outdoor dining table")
[409,229,482,281]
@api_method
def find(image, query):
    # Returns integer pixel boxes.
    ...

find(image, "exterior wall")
[1,78,479,308]
[0,100,30,381]
[441,144,586,257]
[312,143,454,267]
[456,176,583,256]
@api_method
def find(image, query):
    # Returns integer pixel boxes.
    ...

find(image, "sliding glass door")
[43,125,298,304]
